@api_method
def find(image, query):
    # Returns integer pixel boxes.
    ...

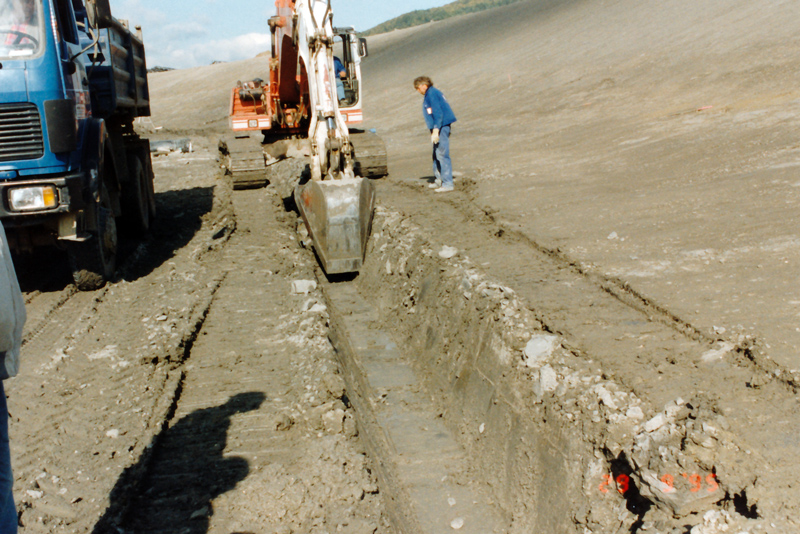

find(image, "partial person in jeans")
[334,56,347,102]
[0,223,26,534]
[414,76,457,193]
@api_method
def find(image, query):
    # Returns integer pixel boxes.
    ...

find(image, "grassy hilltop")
[362,0,522,36]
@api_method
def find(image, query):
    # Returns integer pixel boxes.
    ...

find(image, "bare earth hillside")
[360,0,800,370]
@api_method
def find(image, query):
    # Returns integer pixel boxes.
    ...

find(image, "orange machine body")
[229,0,364,135]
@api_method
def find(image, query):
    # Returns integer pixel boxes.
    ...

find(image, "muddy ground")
[11,139,387,533]
[8,0,800,532]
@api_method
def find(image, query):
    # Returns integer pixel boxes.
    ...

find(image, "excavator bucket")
[294,176,375,275]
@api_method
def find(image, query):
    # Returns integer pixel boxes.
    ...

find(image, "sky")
[112,0,453,69]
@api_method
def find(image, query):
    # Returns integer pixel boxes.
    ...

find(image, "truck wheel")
[121,157,151,235]
[67,184,118,291]
[146,160,157,220]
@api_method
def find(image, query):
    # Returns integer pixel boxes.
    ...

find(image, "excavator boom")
[225,0,384,274]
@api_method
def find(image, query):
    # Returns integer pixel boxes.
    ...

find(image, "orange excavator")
[224,0,387,275]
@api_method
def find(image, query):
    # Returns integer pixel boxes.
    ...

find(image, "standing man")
[414,76,457,193]
[0,223,25,534]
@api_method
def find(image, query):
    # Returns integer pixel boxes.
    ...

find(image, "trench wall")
[355,208,744,533]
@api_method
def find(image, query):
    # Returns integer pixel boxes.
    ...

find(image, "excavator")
[224,0,388,275]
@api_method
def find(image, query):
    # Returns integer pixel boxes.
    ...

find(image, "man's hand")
[431,128,440,144]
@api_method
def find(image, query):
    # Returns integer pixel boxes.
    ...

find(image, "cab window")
[0,0,44,59]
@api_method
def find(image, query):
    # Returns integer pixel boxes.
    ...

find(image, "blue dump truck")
[0,0,154,290]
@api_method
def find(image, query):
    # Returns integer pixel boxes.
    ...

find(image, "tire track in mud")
[8,141,238,534]
[104,181,387,534]
[21,286,82,348]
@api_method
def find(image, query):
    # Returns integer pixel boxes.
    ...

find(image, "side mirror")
[86,0,113,29]
[359,37,368,58]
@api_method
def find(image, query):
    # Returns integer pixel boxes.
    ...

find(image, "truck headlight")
[8,186,58,211]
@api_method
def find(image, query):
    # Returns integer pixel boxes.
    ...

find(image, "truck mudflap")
[294,176,375,275]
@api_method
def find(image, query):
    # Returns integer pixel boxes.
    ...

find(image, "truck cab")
[0,0,154,290]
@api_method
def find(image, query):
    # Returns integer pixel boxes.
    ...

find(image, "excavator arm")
[272,0,376,274]
[274,0,354,181]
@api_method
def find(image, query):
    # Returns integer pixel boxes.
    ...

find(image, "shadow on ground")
[119,186,216,283]
[92,391,265,534]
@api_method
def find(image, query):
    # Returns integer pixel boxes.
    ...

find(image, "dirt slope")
[360,0,800,373]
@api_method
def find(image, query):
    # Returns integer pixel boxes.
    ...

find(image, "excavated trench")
[204,152,783,533]
[313,199,782,534]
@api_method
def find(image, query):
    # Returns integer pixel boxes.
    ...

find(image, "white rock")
[106,429,120,439]
[26,490,43,499]
[479,423,485,434]
[645,413,666,433]
[522,335,559,368]
[450,517,464,530]
[87,345,119,361]
[308,303,327,313]
[595,385,618,410]
[439,246,458,259]
[700,436,716,449]
[538,365,558,394]
[291,280,317,294]
[607,231,619,240]
[448,497,457,506]
[701,342,735,363]
[626,406,644,420]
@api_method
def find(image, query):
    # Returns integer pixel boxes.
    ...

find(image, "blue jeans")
[336,79,345,101]
[432,125,453,188]
[0,381,14,533]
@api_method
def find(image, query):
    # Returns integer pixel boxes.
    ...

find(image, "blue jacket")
[422,86,456,131]
[334,57,346,79]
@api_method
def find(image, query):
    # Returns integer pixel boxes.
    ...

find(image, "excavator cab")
[332,27,367,124]
[332,29,364,108]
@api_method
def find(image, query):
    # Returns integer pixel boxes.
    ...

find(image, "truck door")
[51,0,89,159]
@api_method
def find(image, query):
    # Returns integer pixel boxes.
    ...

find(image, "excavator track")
[350,130,388,178]
[222,136,269,190]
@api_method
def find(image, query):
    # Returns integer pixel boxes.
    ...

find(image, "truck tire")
[121,157,151,235]
[146,160,157,220]
[67,184,118,291]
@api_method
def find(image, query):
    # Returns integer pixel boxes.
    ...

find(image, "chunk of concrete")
[533,365,559,397]
[522,335,560,368]
[700,341,735,363]
[439,246,458,259]
[292,280,317,294]
[645,413,667,432]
